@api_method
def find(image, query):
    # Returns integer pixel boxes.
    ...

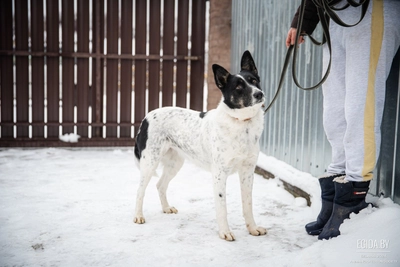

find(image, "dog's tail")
[134,145,159,177]
[134,146,140,169]
[134,118,148,171]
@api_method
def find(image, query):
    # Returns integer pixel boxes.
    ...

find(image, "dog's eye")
[248,78,258,85]
[236,80,244,90]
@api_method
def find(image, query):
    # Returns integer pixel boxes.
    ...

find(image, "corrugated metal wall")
[231,0,400,203]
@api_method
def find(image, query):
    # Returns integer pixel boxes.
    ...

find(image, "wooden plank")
[15,0,29,137]
[176,0,189,108]
[31,0,45,137]
[190,0,206,111]
[148,0,161,112]
[0,138,135,148]
[120,0,133,138]
[255,165,311,206]
[106,0,119,137]
[0,121,140,127]
[92,0,104,138]
[0,50,199,60]
[0,0,14,138]
[62,0,75,134]
[46,0,60,138]
[134,0,147,134]
[255,165,275,179]
[77,0,90,137]
[162,0,175,107]
[281,178,312,207]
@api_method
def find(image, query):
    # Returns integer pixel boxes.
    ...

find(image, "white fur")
[134,81,267,241]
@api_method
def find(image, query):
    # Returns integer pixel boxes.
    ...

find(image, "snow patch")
[0,148,399,266]
[59,133,81,143]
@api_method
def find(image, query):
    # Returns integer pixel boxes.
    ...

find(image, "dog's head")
[212,51,264,110]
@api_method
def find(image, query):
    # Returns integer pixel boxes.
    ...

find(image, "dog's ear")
[241,50,258,75]
[212,64,230,90]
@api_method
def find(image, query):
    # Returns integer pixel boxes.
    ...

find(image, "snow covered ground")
[0,148,399,267]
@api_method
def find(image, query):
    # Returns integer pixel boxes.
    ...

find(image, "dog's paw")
[219,230,236,241]
[163,206,178,214]
[248,226,267,236]
[134,216,146,224]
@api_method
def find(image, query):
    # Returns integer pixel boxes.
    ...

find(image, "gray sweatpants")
[322,0,400,182]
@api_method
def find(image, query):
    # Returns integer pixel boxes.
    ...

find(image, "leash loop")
[264,0,370,115]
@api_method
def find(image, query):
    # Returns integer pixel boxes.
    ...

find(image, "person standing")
[286,0,400,240]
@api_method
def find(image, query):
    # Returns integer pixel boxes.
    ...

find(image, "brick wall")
[207,0,232,110]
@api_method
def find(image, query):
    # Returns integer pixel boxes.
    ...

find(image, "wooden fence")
[0,0,207,147]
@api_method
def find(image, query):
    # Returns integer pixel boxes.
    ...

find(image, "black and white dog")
[133,51,266,241]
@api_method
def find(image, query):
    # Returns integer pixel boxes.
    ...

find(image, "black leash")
[264,0,370,115]
[263,44,294,114]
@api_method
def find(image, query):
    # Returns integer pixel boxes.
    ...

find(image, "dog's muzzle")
[253,91,264,103]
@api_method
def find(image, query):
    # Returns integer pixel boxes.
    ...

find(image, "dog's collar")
[236,117,252,122]
[217,101,262,122]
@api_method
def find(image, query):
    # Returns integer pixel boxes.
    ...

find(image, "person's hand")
[286,28,305,47]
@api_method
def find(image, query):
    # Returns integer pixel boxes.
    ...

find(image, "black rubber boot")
[318,177,370,240]
[305,174,344,236]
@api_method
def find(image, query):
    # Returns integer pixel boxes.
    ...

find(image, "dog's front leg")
[213,171,235,241]
[239,169,267,236]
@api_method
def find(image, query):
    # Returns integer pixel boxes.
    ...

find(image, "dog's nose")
[253,91,264,100]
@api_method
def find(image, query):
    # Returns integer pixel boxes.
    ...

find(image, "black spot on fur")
[222,75,256,109]
[219,193,223,198]
[199,111,207,118]
[134,118,149,160]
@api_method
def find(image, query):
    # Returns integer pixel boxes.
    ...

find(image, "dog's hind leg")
[134,153,160,224]
[239,168,267,236]
[157,149,184,214]
[134,173,153,224]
